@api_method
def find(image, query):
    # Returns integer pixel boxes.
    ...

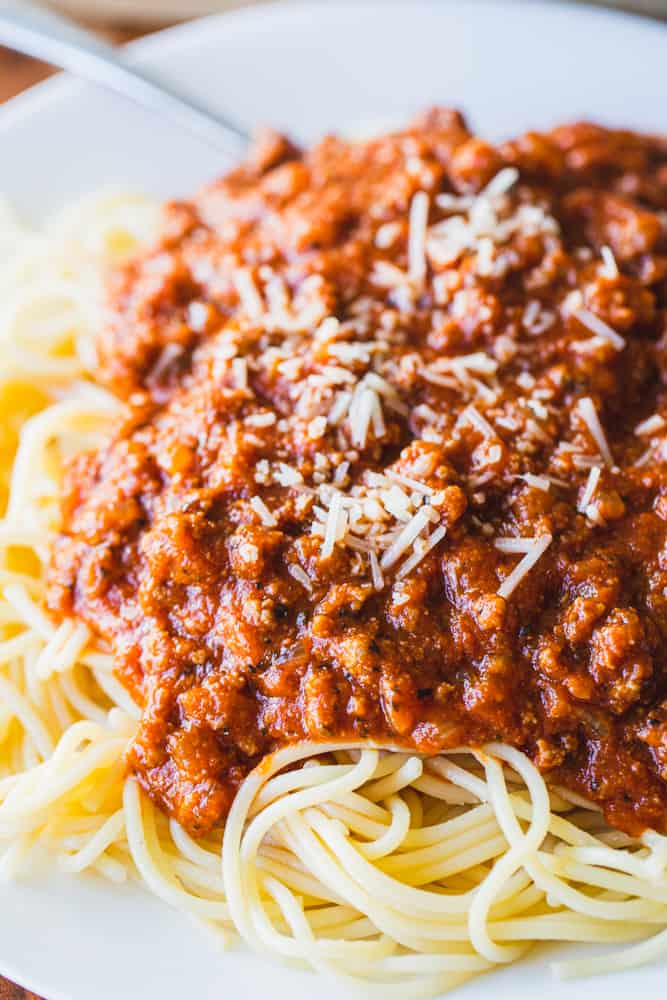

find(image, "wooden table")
[0,24,152,1000]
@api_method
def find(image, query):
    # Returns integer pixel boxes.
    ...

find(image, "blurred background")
[0,0,665,104]
[29,0,667,21]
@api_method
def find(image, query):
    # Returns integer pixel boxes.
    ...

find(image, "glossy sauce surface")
[48,111,667,835]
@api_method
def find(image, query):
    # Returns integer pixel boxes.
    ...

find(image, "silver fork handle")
[0,2,250,157]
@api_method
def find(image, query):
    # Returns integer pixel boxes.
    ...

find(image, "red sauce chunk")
[47,110,667,836]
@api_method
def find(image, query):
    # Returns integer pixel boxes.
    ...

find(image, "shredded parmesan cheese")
[231,357,248,389]
[523,300,541,329]
[459,404,497,440]
[308,416,327,440]
[576,397,614,467]
[288,563,312,592]
[396,524,447,579]
[321,491,346,559]
[374,221,401,249]
[274,463,303,487]
[635,414,665,437]
[187,301,210,332]
[497,534,552,600]
[350,387,376,448]
[574,309,625,351]
[250,496,277,527]
[427,166,556,274]
[577,465,602,514]
[482,166,520,200]
[600,245,619,279]
[233,268,264,320]
[369,549,384,591]
[408,191,429,288]
[245,412,276,429]
[384,470,433,496]
[380,505,436,571]
[519,473,551,492]
[494,537,537,554]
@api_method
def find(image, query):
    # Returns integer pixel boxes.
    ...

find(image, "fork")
[0,1,250,156]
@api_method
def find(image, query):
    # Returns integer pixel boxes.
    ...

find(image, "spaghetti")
[1,177,667,996]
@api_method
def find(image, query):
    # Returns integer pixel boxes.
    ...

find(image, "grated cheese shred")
[369,549,384,591]
[380,505,436,571]
[396,524,447,579]
[321,492,346,559]
[578,465,602,514]
[288,564,312,592]
[600,245,619,279]
[574,308,625,351]
[408,191,429,289]
[497,534,552,600]
[520,473,551,492]
[576,397,614,467]
[635,414,665,437]
[250,496,277,527]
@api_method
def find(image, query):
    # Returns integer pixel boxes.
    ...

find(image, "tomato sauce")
[48,110,667,836]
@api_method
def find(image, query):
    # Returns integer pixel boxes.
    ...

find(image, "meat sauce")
[48,110,667,836]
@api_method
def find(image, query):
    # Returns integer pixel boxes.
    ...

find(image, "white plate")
[1,2,666,997]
